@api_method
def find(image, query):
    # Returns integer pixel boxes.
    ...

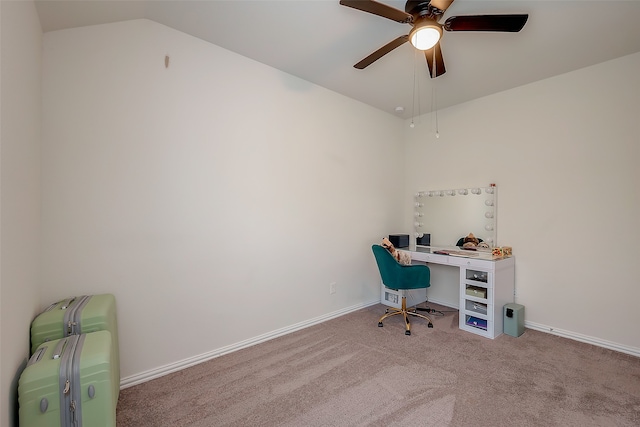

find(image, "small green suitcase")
[30,294,120,395]
[18,330,116,427]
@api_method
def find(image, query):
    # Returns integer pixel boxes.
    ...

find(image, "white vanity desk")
[409,246,515,339]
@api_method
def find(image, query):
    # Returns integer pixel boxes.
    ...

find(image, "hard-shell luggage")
[30,294,120,393]
[18,331,116,427]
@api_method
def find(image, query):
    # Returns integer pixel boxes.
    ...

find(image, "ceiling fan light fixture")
[409,22,442,50]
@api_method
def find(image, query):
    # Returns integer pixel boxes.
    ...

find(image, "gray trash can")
[503,303,525,337]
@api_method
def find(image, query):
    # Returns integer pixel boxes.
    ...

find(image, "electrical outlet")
[329,282,337,294]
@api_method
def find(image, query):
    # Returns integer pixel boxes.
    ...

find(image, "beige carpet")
[116,304,640,426]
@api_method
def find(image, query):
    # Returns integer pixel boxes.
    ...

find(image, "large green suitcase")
[30,294,120,394]
[18,331,116,427]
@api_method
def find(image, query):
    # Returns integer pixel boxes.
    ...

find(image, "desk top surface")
[410,246,508,262]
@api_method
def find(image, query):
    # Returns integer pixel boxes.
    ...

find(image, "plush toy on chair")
[372,244,433,335]
[381,237,412,265]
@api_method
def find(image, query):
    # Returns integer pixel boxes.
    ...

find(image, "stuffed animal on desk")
[381,237,412,265]
[456,233,491,249]
[462,233,480,248]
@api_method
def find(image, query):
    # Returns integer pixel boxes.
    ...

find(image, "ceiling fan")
[340,0,528,78]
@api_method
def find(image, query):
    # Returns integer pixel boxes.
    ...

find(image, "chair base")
[378,296,434,335]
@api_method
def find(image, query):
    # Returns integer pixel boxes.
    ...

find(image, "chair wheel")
[378,322,383,327]
[405,330,411,336]
[428,323,433,328]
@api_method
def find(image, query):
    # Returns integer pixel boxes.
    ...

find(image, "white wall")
[404,52,640,354]
[6,11,637,412]
[0,1,43,426]
[41,19,405,384]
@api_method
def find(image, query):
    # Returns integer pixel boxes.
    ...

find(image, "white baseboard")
[121,301,639,389]
[429,300,640,358]
[120,299,380,389]
[525,320,640,358]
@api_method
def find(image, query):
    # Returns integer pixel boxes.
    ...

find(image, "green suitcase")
[30,294,120,395]
[18,331,116,427]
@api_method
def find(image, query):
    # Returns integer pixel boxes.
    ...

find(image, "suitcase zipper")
[70,400,77,426]
[58,335,80,427]
[63,295,90,336]
[70,334,86,426]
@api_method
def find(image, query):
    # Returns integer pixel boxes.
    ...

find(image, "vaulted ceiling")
[35,1,640,119]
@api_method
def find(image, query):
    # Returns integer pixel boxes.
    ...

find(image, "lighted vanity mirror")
[414,186,497,248]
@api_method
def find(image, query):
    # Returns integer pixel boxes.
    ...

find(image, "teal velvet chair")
[372,244,433,335]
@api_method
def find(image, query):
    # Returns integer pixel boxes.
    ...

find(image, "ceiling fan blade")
[444,14,528,32]
[430,0,455,13]
[354,35,409,69]
[424,42,446,78]
[339,0,411,23]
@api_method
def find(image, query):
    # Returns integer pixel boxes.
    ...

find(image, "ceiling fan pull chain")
[410,49,418,128]
[417,51,422,120]
[432,48,439,138]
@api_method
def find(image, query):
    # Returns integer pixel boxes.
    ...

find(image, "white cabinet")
[457,256,515,339]
[408,248,516,339]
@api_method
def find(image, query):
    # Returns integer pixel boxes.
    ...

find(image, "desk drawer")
[465,269,489,284]
[449,257,495,270]
[411,252,450,264]
[465,315,488,331]
[465,286,487,299]
[465,299,488,315]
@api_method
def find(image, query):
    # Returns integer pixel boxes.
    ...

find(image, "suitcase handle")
[43,301,59,312]
[52,338,68,359]
[27,347,47,366]
[40,296,76,314]
[59,297,75,310]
